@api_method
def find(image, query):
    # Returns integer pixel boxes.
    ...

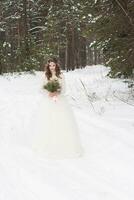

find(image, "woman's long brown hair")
[44,58,62,80]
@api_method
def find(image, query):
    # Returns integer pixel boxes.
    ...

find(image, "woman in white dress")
[31,58,84,159]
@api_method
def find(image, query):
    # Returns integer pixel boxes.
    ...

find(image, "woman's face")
[49,62,56,72]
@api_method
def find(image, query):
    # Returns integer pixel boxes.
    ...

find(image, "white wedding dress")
[31,72,84,159]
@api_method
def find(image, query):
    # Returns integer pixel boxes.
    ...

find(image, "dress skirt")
[30,91,84,159]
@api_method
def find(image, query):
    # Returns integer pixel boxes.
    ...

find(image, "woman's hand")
[49,91,60,97]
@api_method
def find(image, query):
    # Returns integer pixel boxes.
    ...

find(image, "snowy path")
[0,65,134,200]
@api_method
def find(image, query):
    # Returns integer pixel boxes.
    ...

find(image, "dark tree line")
[0,0,134,78]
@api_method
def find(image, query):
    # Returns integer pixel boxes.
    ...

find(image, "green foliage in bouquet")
[43,79,61,93]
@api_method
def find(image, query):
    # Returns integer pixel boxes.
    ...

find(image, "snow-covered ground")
[0,65,134,200]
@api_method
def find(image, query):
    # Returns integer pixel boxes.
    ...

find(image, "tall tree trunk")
[94,46,97,65]
[23,0,30,58]
[79,36,86,68]
[66,24,74,71]
[59,47,66,70]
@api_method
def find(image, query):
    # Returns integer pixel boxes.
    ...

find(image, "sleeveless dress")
[31,72,84,159]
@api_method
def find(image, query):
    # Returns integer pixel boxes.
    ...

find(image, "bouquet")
[43,78,61,102]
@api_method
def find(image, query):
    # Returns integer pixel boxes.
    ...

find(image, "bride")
[31,58,84,159]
